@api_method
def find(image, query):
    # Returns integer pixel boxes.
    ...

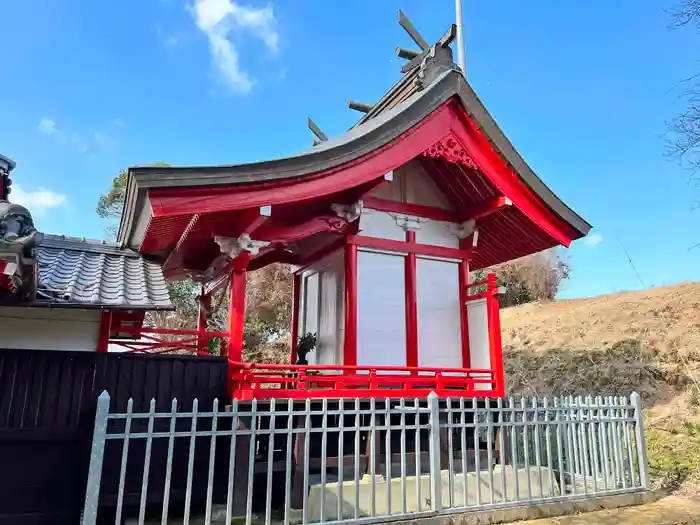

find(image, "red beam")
[343,241,358,367]
[486,273,505,397]
[404,230,418,369]
[363,196,459,223]
[254,214,347,243]
[96,310,112,353]
[237,206,271,235]
[465,196,511,222]
[348,235,471,260]
[227,265,248,361]
[458,257,471,367]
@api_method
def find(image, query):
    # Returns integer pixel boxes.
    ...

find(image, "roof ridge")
[41,234,141,257]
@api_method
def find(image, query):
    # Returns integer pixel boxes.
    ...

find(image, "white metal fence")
[82,392,649,525]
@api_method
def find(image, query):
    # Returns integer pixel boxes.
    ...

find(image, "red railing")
[110,326,230,357]
[464,272,505,398]
[228,361,499,400]
[111,271,505,400]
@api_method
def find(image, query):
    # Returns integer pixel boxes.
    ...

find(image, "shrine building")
[111,23,591,400]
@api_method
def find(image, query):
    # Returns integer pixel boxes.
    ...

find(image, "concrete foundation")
[306,466,560,521]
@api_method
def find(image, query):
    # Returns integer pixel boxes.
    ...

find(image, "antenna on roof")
[307,118,328,144]
[455,0,466,76]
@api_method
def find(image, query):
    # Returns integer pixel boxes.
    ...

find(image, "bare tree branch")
[666,0,700,28]
[666,0,700,172]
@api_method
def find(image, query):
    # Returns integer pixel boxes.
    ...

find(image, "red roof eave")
[143,98,582,264]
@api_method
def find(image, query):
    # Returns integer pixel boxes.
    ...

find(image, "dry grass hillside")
[501,282,700,491]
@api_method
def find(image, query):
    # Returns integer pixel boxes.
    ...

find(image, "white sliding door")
[356,250,406,367]
[416,257,462,369]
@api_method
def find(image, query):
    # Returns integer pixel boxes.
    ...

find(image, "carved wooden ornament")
[422,134,477,169]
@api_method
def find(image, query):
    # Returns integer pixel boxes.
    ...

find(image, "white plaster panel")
[302,271,320,364]
[369,161,451,210]
[405,162,451,209]
[416,258,462,370]
[357,250,406,368]
[466,297,492,390]
[0,307,101,351]
[317,258,342,365]
[358,210,405,241]
[371,176,402,201]
[415,219,460,248]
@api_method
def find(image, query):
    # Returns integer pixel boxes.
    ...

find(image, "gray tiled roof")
[35,234,173,309]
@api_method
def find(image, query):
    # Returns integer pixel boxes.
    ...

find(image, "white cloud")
[112,118,126,127]
[93,131,116,150]
[36,117,112,153]
[584,233,603,247]
[164,35,180,48]
[191,0,279,93]
[156,24,181,50]
[37,118,57,135]
[11,185,67,214]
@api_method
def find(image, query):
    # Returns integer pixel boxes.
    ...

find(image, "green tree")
[97,166,292,361]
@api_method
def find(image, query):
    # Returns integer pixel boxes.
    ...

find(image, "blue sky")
[0,0,698,299]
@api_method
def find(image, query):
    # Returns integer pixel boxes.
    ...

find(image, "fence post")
[630,392,650,489]
[82,390,110,525]
[427,391,443,511]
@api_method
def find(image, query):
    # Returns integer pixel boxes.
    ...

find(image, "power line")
[614,233,646,288]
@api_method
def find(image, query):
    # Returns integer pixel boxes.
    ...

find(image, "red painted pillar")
[290,273,301,364]
[197,287,211,354]
[404,231,418,370]
[458,258,471,368]
[486,273,505,396]
[227,267,248,362]
[96,310,112,353]
[343,241,358,367]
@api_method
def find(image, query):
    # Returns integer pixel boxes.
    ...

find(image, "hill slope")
[500,282,700,490]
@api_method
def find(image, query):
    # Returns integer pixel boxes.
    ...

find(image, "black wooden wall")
[0,350,228,525]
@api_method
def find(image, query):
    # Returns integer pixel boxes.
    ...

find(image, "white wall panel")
[415,220,459,248]
[405,162,451,209]
[369,161,451,210]
[317,258,342,365]
[357,250,406,368]
[416,258,462,369]
[358,210,405,241]
[467,297,492,389]
[0,307,100,351]
[302,272,319,364]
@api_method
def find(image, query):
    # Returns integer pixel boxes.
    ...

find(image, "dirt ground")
[519,496,700,524]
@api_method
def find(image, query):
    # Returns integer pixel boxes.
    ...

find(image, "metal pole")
[82,390,110,525]
[455,0,467,76]
[631,392,650,488]
[427,391,443,511]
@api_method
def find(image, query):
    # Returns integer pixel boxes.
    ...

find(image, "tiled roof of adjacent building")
[34,234,173,309]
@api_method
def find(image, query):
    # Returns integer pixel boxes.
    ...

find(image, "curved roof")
[118,65,590,250]
[34,235,172,309]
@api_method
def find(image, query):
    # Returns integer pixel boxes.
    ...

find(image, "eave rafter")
[162,213,200,274]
